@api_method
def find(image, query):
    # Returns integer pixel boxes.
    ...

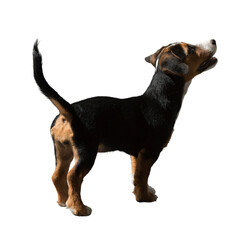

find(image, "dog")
[33,39,217,216]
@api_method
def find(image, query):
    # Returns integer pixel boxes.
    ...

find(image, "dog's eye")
[188,47,196,55]
[170,45,186,61]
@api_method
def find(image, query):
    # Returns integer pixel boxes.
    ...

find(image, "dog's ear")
[160,53,189,76]
[145,47,164,67]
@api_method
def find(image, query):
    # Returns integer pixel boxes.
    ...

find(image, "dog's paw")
[57,201,66,207]
[69,205,92,216]
[134,187,158,202]
[136,192,158,202]
[148,185,156,194]
[66,199,92,216]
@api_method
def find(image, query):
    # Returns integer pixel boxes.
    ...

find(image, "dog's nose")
[211,39,216,45]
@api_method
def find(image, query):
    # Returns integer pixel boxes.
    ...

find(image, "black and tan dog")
[33,39,217,216]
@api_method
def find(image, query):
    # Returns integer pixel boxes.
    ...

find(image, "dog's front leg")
[131,150,158,202]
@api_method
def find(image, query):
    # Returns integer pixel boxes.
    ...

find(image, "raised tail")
[33,40,74,121]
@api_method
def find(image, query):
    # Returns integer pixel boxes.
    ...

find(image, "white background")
[1,0,239,239]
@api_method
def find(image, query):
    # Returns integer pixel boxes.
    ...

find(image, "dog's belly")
[97,134,145,156]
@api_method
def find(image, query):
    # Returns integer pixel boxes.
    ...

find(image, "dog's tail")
[33,40,74,121]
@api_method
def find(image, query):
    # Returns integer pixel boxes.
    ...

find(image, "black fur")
[33,42,185,168]
[187,45,196,55]
[171,45,187,61]
[33,40,76,118]
[161,55,189,76]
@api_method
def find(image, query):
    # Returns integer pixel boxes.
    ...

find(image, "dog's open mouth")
[198,57,218,73]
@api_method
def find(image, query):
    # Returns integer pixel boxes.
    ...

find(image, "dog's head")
[145,40,217,81]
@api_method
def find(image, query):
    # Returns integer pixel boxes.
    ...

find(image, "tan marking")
[51,115,74,145]
[66,145,92,216]
[51,115,75,206]
[180,43,189,56]
[52,141,73,206]
[50,98,72,122]
[130,155,137,175]
[183,45,212,82]
[132,150,157,202]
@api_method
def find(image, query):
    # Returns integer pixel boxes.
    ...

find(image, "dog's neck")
[182,79,192,99]
[144,70,186,116]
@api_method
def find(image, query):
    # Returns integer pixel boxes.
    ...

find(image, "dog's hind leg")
[51,115,74,207]
[131,150,158,202]
[52,140,73,207]
[66,144,97,216]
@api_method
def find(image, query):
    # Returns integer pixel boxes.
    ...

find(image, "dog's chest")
[182,80,192,99]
